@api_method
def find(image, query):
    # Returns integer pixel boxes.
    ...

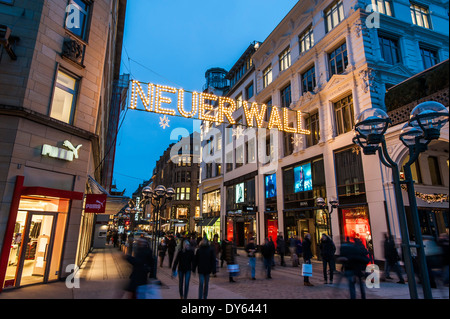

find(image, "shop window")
[340,206,373,253]
[49,69,79,124]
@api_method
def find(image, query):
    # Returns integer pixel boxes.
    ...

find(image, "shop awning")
[198,217,219,227]
[206,217,219,226]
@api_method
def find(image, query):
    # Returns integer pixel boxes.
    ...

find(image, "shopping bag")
[227,264,240,277]
[136,280,162,299]
[302,263,312,277]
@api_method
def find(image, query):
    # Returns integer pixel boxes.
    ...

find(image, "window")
[226,152,233,172]
[334,148,365,198]
[328,42,348,76]
[246,82,254,100]
[279,47,291,72]
[236,93,243,108]
[428,156,442,185]
[280,83,292,108]
[301,65,316,93]
[299,26,314,53]
[246,138,256,164]
[420,46,439,69]
[236,145,243,168]
[334,94,354,135]
[283,131,294,156]
[379,34,400,64]
[65,0,91,40]
[50,70,79,124]
[325,0,345,33]
[371,0,393,16]
[410,3,431,29]
[263,65,273,88]
[264,98,272,121]
[306,112,320,147]
[176,187,191,201]
[400,155,422,183]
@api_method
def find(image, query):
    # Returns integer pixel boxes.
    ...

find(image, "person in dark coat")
[302,233,314,286]
[167,235,177,268]
[193,237,217,299]
[211,234,221,276]
[220,239,227,268]
[158,237,168,267]
[224,239,237,282]
[261,238,275,279]
[340,237,370,299]
[245,237,257,280]
[172,240,195,299]
[125,237,155,299]
[276,233,286,266]
[383,233,405,284]
[319,234,336,284]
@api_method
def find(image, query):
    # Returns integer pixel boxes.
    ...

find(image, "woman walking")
[172,240,195,299]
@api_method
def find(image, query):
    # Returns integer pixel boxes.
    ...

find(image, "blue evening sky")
[113,0,299,197]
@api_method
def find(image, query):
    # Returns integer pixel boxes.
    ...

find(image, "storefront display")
[341,206,373,252]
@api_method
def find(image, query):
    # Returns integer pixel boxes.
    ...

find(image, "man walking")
[193,237,217,299]
[261,238,275,279]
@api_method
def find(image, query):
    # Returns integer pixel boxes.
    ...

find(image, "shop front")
[282,156,327,257]
[225,173,257,247]
[0,176,83,290]
[199,189,221,240]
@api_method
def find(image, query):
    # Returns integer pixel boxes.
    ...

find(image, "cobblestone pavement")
[0,245,448,300]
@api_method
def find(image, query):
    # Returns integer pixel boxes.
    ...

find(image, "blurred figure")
[220,239,227,268]
[158,237,167,267]
[125,237,155,299]
[167,234,177,268]
[340,237,370,299]
[193,237,216,299]
[211,234,221,276]
[261,238,275,279]
[224,239,237,282]
[276,233,286,266]
[319,234,336,284]
[423,235,443,289]
[245,237,257,280]
[302,233,313,286]
[172,240,195,299]
[268,237,276,268]
[437,233,449,286]
[383,233,405,284]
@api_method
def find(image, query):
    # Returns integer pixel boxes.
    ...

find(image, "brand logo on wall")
[85,194,107,214]
[41,140,82,161]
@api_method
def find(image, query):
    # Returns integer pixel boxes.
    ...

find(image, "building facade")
[0,0,127,290]
[199,0,449,262]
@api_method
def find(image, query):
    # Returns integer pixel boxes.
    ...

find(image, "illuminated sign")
[41,140,82,161]
[129,80,310,134]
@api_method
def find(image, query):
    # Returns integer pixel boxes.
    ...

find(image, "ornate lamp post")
[353,102,448,299]
[142,185,174,279]
[316,197,339,239]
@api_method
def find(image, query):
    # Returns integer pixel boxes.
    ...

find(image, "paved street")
[1,244,448,301]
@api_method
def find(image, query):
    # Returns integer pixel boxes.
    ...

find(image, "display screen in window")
[294,162,312,193]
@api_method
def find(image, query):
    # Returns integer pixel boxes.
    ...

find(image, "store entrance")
[18,213,57,286]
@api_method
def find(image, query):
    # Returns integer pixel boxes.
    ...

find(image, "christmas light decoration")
[129,80,311,135]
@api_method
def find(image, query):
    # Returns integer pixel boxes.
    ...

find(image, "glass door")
[16,213,57,286]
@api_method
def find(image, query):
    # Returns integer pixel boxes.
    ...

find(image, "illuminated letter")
[268,106,283,130]
[199,93,217,122]
[243,102,266,128]
[130,80,155,111]
[177,89,198,118]
[296,111,310,135]
[283,108,297,133]
[218,97,236,125]
[155,85,176,116]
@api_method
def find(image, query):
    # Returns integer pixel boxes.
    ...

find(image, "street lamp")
[316,197,338,239]
[142,185,174,279]
[353,102,449,299]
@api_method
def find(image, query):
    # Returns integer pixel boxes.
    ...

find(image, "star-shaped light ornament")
[291,134,303,148]
[232,125,244,139]
[159,115,170,129]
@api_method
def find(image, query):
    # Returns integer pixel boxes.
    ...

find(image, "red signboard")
[85,194,107,213]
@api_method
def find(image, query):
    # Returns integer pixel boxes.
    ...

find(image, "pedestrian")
[276,233,286,266]
[245,237,257,280]
[261,237,275,279]
[167,234,177,268]
[383,233,405,284]
[268,236,276,268]
[113,231,119,248]
[158,237,167,267]
[193,237,217,299]
[172,240,195,299]
[211,234,221,276]
[224,239,237,282]
[125,237,155,299]
[319,234,336,284]
[302,233,313,286]
[340,237,370,299]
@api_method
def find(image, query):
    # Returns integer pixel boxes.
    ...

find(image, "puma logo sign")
[63,140,82,159]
